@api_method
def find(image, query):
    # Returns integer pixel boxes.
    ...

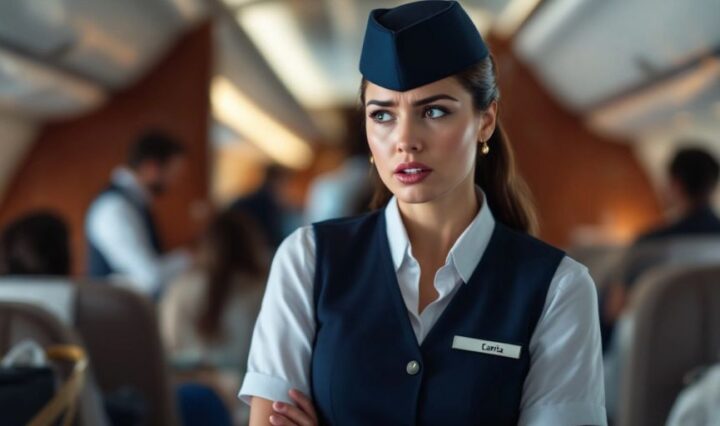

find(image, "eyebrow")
[365,94,460,108]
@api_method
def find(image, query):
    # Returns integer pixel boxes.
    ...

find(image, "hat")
[359,1,489,91]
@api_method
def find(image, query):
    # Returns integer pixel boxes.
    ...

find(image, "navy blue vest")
[311,210,564,425]
[87,183,163,277]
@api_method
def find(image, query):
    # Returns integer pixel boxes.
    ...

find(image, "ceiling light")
[237,3,337,108]
[223,0,256,7]
[211,76,313,169]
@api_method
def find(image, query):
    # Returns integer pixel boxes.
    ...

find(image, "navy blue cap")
[359,1,489,91]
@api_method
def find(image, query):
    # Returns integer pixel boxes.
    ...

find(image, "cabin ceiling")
[2,0,715,136]
[0,0,716,188]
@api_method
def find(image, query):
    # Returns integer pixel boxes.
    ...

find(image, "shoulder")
[547,255,597,304]
[278,225,316,253]
[86,190,138,233]
[88,189,133,217]
[270,226,317,273]
[634,225,675,245]
[554,255,592,282]
[632,212,712,244]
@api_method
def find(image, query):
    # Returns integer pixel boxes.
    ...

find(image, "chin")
[392,186,440,204]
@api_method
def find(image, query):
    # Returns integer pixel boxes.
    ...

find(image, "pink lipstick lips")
[394,162,433,185]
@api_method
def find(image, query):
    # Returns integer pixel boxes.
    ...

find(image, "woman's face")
[364,76,496,205]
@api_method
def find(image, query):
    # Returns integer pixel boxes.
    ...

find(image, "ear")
[476,101,498,141]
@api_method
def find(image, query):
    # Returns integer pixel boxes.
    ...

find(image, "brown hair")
[197,210,268,341]
[360,55,538,235]
[0,210,71,276]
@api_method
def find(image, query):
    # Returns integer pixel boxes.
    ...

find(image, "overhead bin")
[514,0,720,137]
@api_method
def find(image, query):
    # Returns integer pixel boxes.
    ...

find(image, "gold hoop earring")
[480,139,490,155]
[369,156,375,165]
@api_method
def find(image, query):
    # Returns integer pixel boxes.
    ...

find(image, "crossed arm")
[249,391,318,426]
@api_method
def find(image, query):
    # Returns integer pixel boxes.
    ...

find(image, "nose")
[394,117,423,154]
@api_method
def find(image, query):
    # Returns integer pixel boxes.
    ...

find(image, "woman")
[240,1,606,425]
[161,209,267,424]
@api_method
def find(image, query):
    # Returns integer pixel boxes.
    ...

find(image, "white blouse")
[239,194,607,426]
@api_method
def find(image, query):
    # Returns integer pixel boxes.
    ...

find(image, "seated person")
[602,146,720,341]
[666,363,720,426]
[228,165,300,250]
[0,211,113,424]
[161,209,268,424]
[0,211,70,276]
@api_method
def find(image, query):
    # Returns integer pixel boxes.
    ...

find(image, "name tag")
[452,336,522,359]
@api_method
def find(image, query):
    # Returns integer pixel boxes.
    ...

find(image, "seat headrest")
[0,278,77,325]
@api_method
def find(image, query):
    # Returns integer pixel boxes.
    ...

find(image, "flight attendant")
[240,1,606,425]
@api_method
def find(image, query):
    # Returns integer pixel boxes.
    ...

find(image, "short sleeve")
[238,226,316,405]
[519,256,607,426]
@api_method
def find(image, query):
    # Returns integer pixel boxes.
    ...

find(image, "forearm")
[249,397,274,426]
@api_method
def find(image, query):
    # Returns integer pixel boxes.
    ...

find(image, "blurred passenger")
[0,210,113,425]
[305,118,372,223]
[601,147,720,421]
[0,211,70,276]
[666,363,720,426]
[161,209,267,424]
[85,130,190,298]
[635,146,720,244]
[603,146,720,332]
[228,165,296,249]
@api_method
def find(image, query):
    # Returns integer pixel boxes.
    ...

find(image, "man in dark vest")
[86,131,190,298]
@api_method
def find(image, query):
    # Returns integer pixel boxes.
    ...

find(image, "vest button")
[406,360,421,375]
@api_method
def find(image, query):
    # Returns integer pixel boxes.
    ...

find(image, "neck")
[397,176,479,262]
[117,167,153,202]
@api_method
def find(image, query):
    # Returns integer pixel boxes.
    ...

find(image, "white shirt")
[240,193,607,425]
[85,167,190,296]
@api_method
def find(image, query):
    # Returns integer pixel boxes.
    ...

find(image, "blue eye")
[424,106,448,118]
[370,111,393,123]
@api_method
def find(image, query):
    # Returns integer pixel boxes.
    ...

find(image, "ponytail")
[474,123,537,234]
